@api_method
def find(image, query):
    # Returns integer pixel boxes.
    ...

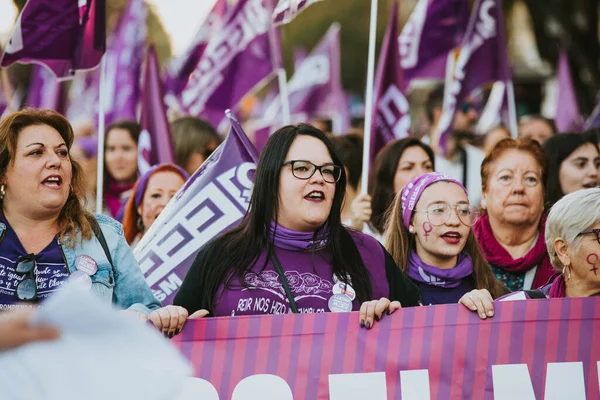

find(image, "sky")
[0,0,217,56]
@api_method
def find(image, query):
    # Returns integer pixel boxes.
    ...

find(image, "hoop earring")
[0,184,5,200]
[137,217,145,232]
[562,265,572,282]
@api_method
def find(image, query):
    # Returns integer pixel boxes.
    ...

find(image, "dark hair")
[103,119,141,185]
[0,108,92,246]
[329,134,363,190]
[518,115,557,135]
[426,85,444,123]
[369,138,435,233]
[170,116,220,171]
[196,124,375,312]
[385,189,509,299]
[543,132,599,208]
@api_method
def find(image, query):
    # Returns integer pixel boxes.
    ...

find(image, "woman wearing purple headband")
[122,163,189,247]
[359,173,508,326]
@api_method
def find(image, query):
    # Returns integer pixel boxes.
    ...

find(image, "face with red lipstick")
[410,182,471,269]
[1,124,72,218]
[277,135,337,232]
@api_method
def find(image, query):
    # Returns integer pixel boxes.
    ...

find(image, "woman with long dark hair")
[174,124,421,317]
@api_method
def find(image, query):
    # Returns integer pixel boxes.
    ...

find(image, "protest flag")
[399,0,469,88]
[369,2,410,164]
[181,0,278,129]
[134,112,259,305]
[25,65,63,111]
[138,46,175,175]
[0,0,105,80]
[584,100,600,130]
[434,0,516,153]
[272,0,323,26]
[555,50,583,132]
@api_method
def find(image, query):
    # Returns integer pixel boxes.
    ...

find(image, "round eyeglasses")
[413,203,479,227]
[283,160,342,183]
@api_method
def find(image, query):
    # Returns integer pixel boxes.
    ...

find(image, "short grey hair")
[545,188,600,270]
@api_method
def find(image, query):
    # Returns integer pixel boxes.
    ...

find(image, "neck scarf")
[407,250,474,288]
[547,274,566,298]
[269,222,328,251]
[472,215,555,289]
[105,181,134,218]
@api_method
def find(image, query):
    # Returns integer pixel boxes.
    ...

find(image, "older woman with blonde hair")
[0,108,188,337]
[472,138,555,291]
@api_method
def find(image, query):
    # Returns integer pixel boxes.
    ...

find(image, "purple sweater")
[174,230,421,316]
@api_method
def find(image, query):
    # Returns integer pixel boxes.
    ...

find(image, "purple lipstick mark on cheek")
[587,253,599,276]
[423,222,433,242]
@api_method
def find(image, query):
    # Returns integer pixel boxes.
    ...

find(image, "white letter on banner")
[492,364,535,400]
[232,375,293,400]
[173,377,219,400]
[4,15,23,53]
[398,0,427,69]
[378,85,411,139]
[400,369,431,400]
[137,130,152,174]
[545,362,585,400]
[329,372,387,400]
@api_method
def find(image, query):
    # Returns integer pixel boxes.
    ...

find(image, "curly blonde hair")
[0,108,93,247]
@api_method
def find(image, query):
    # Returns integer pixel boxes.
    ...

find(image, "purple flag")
[138,46,175,175]
[134,112,259,305]
[101,0,147,125]
[180,0,278,129]
[65,68,99,122]
[0,0,105,80]
[25,65,62,111]
[273,0,322,26]
[399,0,468,87]
[262,24,350,133]
[584,100,600,130]
[163,0,228,99]
[370,2,410,163]
[435,0,512,152]
[555,50,582,132]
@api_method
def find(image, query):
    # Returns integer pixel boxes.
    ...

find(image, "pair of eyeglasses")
[15,254,38,302]
[577,229,600,245]
[413,203,479,227]
[283,160,342,183]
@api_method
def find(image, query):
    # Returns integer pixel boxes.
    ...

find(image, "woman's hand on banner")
[148,305,189,338]
[0,308,60,351]
[359,297,401,329]
[459,289,495,320]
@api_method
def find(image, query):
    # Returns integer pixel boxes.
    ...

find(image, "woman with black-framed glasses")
[373,173,508,313]
[174,124,421,319]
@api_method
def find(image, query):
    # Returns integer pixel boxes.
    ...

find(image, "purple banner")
[134,114,258,305]
[555,50,582,133]
[163,0,228,99]
[172,298,600,399]
[262,24,350,133]
[180,0,278,129]
[25,64,63,111]
[435,0,512,152]
[370,2,410,163]
[272,0,322,26]
[399,0,468,87]
[138,46,175,174]
[0,0,105,80]
[100,0,146,125]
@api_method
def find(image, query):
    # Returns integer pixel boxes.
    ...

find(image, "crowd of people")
[0,80,599,349]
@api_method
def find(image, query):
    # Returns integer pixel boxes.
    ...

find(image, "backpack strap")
[86,215,114,272]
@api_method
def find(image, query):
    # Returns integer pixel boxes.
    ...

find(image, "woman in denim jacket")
[0,108,189,337]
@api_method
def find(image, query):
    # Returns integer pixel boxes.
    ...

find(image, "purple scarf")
[269,222,328,251]
[407,250,474,288]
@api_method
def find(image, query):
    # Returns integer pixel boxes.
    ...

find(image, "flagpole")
[96,56,106,214]
[360,0,378,194]
[1,69,14,112]
[277,68,291,125]
[506,80,518,138]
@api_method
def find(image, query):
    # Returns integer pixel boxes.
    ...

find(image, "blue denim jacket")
[0,214,161,314]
